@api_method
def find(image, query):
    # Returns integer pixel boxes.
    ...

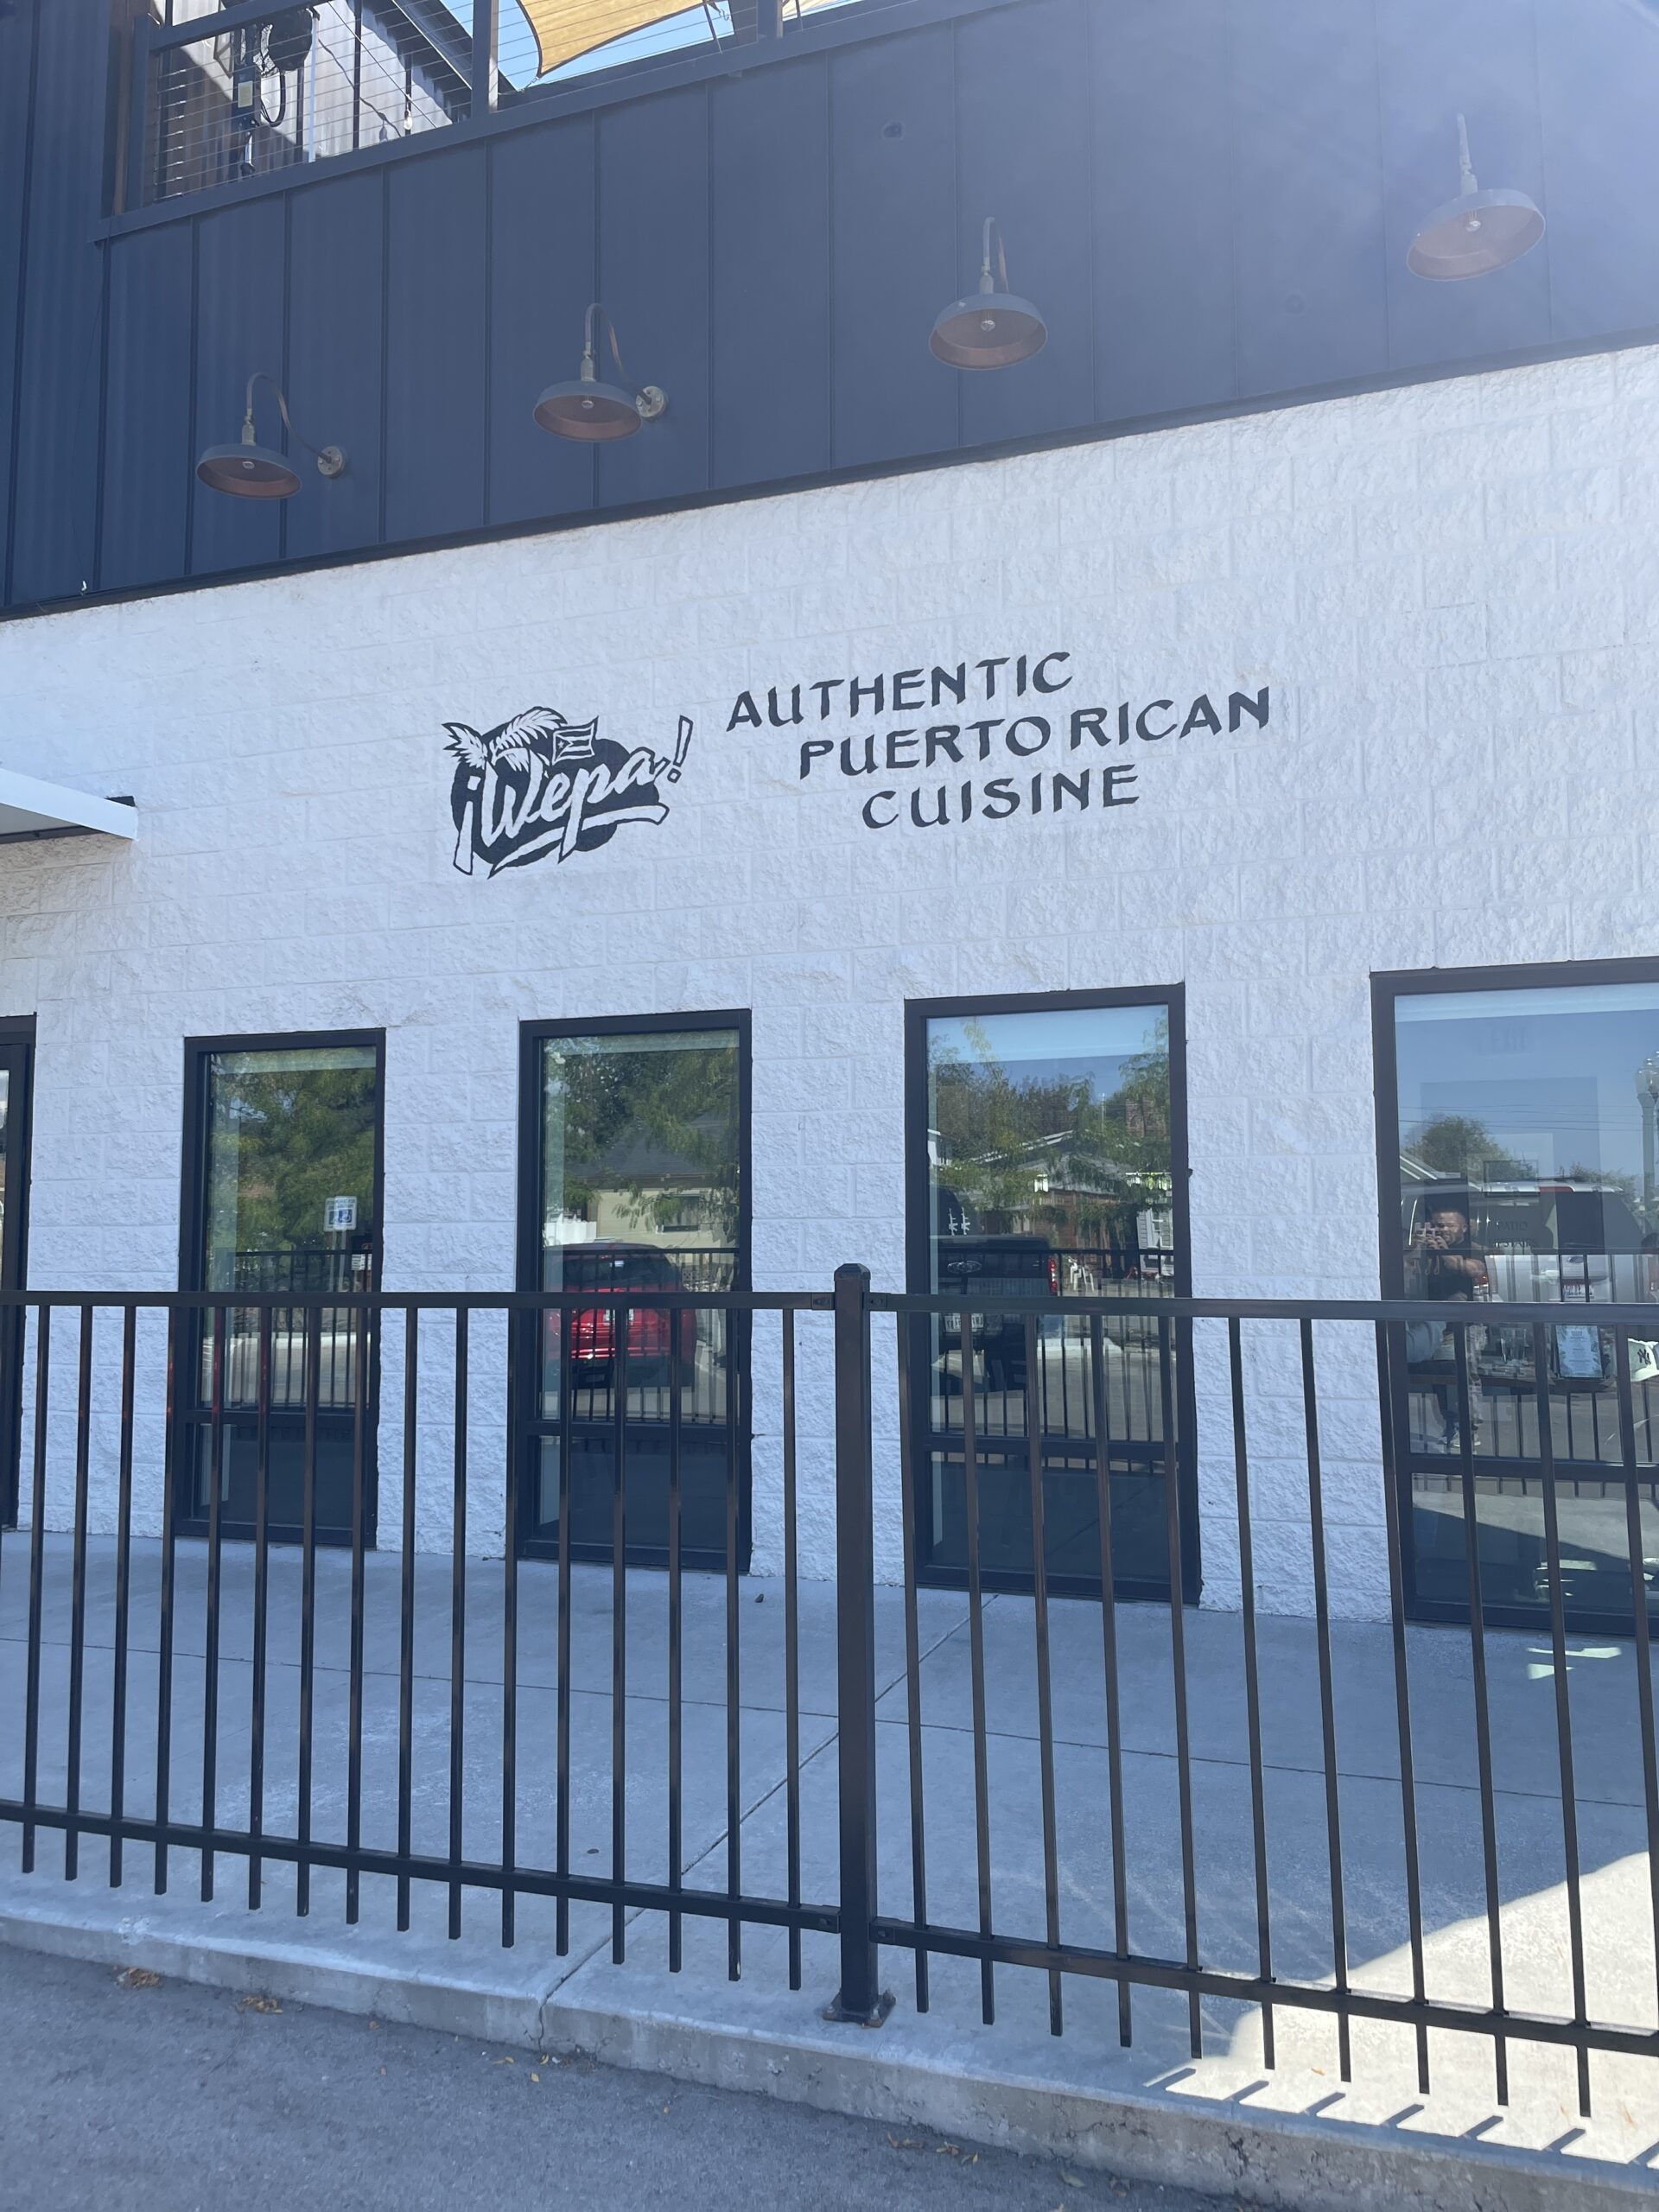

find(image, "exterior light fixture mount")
[930,216,1047,370]
[1407,113,1545,281]
[196,371,346,499]
[534,304,667,442]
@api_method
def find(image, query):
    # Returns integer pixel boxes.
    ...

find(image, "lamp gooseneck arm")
[243,369,332,462]
[585,303,656,405]
[1456,112,1478,197]
[979,216,1010,296]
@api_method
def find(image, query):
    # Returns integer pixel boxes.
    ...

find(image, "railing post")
[124,12,153,216]
[472,0,497,119]
[824,1263,893,2027]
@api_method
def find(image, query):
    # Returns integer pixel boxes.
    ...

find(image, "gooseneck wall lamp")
[196,372,346,499]
[534,304,668,442]
[1408,113,1546,280]
[930,216,1048,370]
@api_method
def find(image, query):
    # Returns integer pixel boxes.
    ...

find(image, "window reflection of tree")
[929,1015,1172,1257]
[543,1042,739,1249]
[207,1061,377,1280]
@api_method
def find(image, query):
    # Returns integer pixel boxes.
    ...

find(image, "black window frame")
[175,1026,387,1548]
[1372,954,1659,1631]
[903,983,1198,1603]
[515,1008,753,1573]
[0,1015,34,1529]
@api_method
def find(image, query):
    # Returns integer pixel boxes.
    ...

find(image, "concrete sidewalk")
[2,1534,1657,2209]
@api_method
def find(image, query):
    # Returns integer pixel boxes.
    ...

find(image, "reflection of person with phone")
[1406,1205,1489,1451]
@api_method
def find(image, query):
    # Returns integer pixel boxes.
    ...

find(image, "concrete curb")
[1,1903,1653,2212]
[543,1995,1659,2212]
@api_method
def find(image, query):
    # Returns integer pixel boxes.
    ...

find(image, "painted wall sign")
[725,649,1273,832]
[446,707,692,876]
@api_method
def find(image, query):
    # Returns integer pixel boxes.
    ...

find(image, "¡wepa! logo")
[446,706,692,877]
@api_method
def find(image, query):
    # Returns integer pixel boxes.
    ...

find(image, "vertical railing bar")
[153,1308,175,1895]
[960,1305,995,2025]
[611,1298,628,1967]
[1158,1314,1201,2056]
[1375,1320,1431,2094]
[895,1308,930,2014]
[397,1306,418,1934]
[1613,1324,1659,2035]
[1300,1319,1351,2083]
[1024,1311,1064,2037]
[502,1301,519,1950]
[248,1306,272,1910]
[200,1303,225,1904]
[555,1298,573,1958]
[667,1291,684,1974]
[1090,1311,1131,2046]
[1229,1318,1274,2070]
[64,1305,93,1885]
[296,1305,320,1917]
[1452,1326,1507,2105]
[448,1308,468,1942]
[723,1293,741,1985]
[783,1307,803,1993]
[109,1305,137,1890]
[14,1309,40,1866]
[345,1295,369,1926]
[1532,1319,1592,2118]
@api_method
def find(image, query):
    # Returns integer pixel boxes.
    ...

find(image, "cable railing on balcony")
[124,0,868,211]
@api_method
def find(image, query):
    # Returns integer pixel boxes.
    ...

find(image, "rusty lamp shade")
[931,216,1047,370]
[1408,114,1545,280]
[534,303,666,442]
[196,372,345,499]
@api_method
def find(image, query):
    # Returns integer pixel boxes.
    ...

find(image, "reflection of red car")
[546,1243,697,1377]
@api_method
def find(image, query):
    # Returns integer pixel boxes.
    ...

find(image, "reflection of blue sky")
[1397,986,1659,1182]
[929,1007,1166,1109]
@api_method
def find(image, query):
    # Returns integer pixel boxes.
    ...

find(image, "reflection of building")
[936,1126,1173,1281]
[545,1128,733,1256]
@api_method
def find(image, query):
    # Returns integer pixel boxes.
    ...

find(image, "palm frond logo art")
[445,705,692,875]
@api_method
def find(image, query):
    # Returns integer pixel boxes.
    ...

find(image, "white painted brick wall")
[1,344,1656,1618]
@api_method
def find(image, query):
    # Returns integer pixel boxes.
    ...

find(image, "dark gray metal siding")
[5,0,1659,615]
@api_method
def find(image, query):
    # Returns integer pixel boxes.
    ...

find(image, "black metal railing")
[1,1276,1657,2117]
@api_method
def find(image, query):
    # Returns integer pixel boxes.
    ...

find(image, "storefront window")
[524,1020,747,1566]
[911,993,1189,1593]
[1385,974,1659,1624]
[185,1037,382,1539]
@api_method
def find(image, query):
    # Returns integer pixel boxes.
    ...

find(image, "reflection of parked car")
[546,1243,697,1380]
[1532,1552,1659,1611]
[937,1234,1059,1390]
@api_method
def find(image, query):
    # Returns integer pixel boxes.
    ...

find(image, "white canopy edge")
[0,768,137,844]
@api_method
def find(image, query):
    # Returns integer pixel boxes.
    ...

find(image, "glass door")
[519,1016,749,1568]
[906,990,1193,1598]
[180,1034,384,1543]
[1379,965,1659,1629]
[0,1026,32,1527]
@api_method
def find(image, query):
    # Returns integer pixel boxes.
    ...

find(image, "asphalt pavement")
[0,1943,1258,2212]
